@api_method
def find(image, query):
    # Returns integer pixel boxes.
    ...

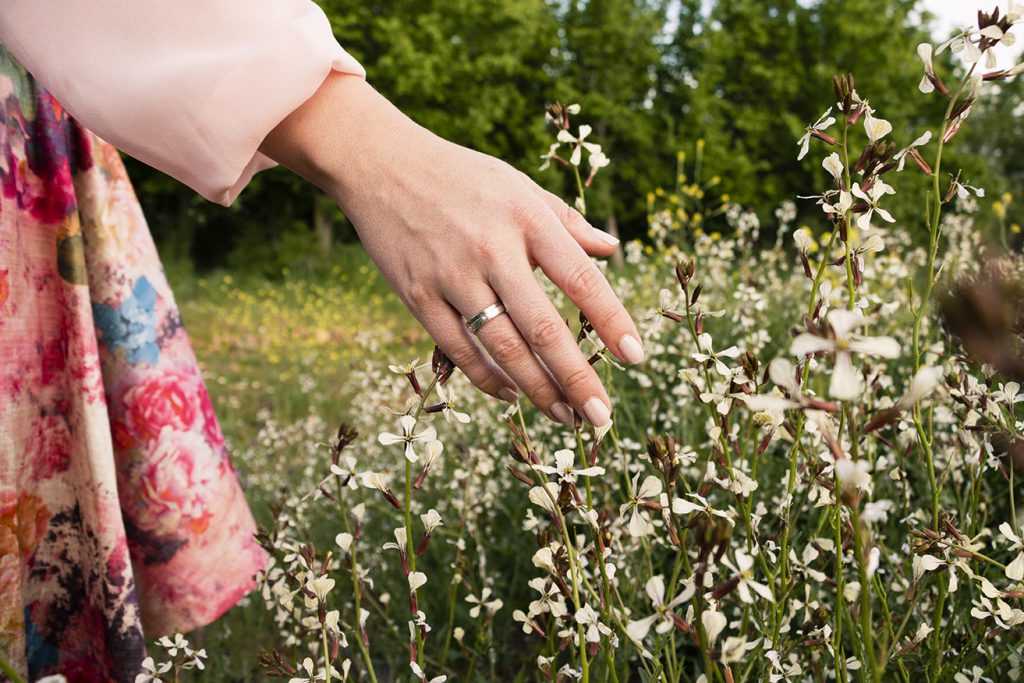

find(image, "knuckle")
[475,236,501,265]
[437,260,470,286]
[593,305,623,333]
[560,365,595,395]
[557,199,581,228]
[509,198,547,233]
[527,314,566,350]
[489,333,527,366]
[405,282,434,309]
[523,376,558,403]
[562,261,601,301]
[445,343,481,372]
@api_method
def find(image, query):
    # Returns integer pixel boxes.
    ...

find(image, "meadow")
[154,13,1024,683]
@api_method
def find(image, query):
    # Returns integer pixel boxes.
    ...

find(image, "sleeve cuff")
[185,6,365,205]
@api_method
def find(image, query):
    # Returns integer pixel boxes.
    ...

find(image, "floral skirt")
[0,48,267,682]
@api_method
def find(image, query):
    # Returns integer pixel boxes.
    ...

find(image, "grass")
[167,245,428,682]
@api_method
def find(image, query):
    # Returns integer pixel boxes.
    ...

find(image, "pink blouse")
[0,0,365,205]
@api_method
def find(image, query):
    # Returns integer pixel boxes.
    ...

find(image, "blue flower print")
[91,276,159,365]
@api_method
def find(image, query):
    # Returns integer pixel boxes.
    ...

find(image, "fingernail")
[499,387,519,403]
[550,401,575,425]
[592,227,619,246]
[618,334,645,364]
[583,397,611,427]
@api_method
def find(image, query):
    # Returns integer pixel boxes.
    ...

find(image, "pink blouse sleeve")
[0,0,365,205]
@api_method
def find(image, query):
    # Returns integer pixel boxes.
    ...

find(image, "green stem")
[322,623,332,682]
[0,654,26,683]
[573,164,587,216]
[401,374,440,667]
[839,108,856,311]
[336,480,380,683]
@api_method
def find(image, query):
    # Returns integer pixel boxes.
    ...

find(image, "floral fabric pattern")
[0,48,267,682]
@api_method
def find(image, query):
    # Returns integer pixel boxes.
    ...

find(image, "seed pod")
[507,464,536,487]
[800,252,813,280]
[406,370,421,395]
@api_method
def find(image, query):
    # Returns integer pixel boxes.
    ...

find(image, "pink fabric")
[0,0,365,205]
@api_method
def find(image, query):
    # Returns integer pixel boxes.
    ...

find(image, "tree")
[325,0,559,170]
[659,0,942,224]
[550,0,671,241]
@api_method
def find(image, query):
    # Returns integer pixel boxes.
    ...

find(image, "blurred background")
[128,0,1023,279]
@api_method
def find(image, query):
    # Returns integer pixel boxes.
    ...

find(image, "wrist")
[259,72,424,205]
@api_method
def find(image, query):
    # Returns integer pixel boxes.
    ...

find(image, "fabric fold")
[0,0,365,205]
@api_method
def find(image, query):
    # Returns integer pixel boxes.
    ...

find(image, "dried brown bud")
[509,439,531,464]
[800,252,813,280]
[676,258,696,288]
[507,464,536,487]
[740,350,759,378]
[544,102,571,131]
[690,283,703,306]
[330,423,358,463]
[431,345,453,377]
[810,129,838,146]
[908,148,934,176]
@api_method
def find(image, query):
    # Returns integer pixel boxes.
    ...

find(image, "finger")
[490,261,613,427]
[526,217,645,367]
[449,288,575,426]
[416,302,519,402]
[527,184,620,258]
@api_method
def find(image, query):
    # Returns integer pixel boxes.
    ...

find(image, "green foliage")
[124,0,1010,271]
[659,0,955,227]
[326,0,559,168]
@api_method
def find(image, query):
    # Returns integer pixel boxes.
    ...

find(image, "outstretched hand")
[261,74,643,426]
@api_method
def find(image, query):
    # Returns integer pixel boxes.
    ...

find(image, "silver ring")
[466,302,507,334]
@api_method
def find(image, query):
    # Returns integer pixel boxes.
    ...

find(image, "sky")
[920,0,1023,68]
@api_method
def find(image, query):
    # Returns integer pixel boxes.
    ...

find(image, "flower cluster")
[188,5,1024,683]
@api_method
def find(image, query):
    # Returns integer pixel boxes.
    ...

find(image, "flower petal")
[790,333,834,357]
[829,352,862,401]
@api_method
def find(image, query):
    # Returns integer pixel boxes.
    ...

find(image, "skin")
[260,73,644,427]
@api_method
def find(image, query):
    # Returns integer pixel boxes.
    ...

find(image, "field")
[151,25,1024,683]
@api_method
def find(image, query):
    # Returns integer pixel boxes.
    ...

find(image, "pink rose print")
[30,411,73,480]
[134,427,224,534]
[122,370,202,444]
[199,393,226,451]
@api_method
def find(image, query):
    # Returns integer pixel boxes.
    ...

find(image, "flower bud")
[507,464,536,487]
[690,283,703,306]
[676,258,695,288]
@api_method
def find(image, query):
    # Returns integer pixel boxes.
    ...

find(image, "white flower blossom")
[863,112,892,144]
[723,550,775,603]
[797,108,837,160]
[692,333,742,377]
[377,415,437,463]
[620,474,663,537]
[998,522,1024,581]
[625,575,693,642]
[466,588,503,618]
[535,449,605,484]
[851,180,895,230]
[791,309,900,401]
[408,572,427,593]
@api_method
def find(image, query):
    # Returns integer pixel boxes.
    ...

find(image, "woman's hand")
[261,74,643,426]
